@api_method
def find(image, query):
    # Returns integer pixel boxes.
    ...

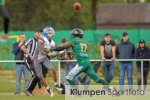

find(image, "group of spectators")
[59,32,150,91]
[100,32,149,91]
[12,31,150,94]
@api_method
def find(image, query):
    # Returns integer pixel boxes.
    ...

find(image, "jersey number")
[80,43,87,52]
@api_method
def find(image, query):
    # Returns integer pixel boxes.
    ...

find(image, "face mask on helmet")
[71,28,83,38]
[43,27,55,37]
[48,30,55,37]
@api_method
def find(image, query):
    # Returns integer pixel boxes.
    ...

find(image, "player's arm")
[51,43,73,52]
[20,39,34,60]
[21,45,32,58]
[49,52,60,58]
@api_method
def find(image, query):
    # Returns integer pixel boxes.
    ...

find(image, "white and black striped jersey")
[24,38,38,58]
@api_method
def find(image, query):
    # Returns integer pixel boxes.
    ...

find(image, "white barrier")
[0,59,149,90]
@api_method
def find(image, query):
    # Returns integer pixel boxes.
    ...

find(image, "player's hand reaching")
[45,48,51,53]
[59,50,65,55]
[47,52,56,57]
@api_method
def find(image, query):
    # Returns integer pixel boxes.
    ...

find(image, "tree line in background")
[0,0,150,31]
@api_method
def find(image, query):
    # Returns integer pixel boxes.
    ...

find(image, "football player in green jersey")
[51,28,108,86]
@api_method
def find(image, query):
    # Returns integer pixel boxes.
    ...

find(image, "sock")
[46,86,51,94]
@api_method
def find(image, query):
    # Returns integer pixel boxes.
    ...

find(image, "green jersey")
[70,37,88,64]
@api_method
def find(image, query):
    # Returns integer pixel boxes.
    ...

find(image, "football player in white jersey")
[34,26,63,96]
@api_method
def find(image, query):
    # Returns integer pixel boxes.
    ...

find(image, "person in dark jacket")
[116,32,135,91]
[12,34,29,94]
[136,39,150,90]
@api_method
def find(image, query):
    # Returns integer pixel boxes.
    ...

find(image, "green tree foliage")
[0,0,149,30]
[5,0,93,30]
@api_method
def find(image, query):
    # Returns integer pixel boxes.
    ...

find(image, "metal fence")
[0,59,149,90]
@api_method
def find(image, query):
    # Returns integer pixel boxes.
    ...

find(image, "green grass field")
[0,69,65,100]
[0,68,150,100]
[0,93,150,100]
[0,94,65,100]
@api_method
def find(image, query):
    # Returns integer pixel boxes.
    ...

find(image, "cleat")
[47,88,54,97]
[55,84,63,91]
[24,90,33,96]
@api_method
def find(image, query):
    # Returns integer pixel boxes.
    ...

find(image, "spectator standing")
[100,33,116,90]
[136,39,150,90]
[116,32,135,91]
[12,34,29,94]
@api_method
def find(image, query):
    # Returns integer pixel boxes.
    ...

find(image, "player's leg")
[34,59,54,96]
[42,58,62,91]
[38,64,48,89]
[85,63,108,85]
[25,58,35,77]
[67,63,79,85]
[0,6,9,33]
[79,61,101,90]
[66,64,84,85]
[25,59,39,95]
[0,6,9,41]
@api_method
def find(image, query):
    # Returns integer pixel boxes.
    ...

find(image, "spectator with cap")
[136,39,150,90]
[116,32,135,91]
